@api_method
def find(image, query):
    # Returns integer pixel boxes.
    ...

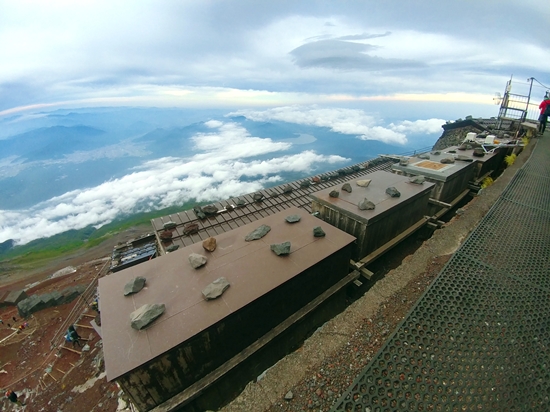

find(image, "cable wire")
[532,77,550,90]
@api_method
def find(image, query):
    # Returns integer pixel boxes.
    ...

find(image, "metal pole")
[524,77,534,121]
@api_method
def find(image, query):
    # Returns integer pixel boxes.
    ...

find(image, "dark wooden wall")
[117,245,353,411]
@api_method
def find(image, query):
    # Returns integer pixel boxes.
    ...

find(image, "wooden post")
[61,346,82,355]
[81,314,96,318]
[46,372,58,382]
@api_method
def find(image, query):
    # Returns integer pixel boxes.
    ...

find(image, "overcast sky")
[1,0,549,116]
[1,1,550,246]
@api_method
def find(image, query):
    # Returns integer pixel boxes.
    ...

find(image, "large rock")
[166,244,179,252]
[159,230,173,240]
[189,253,207,269]
[456,155,473,162]
[418,153,430,160]
[193,206,206,220]
[202,205,219,215]
[313,226,326,237]
[300,180,311,188]
[440,157,455,164]
[183,222,199,235]
[358,198,376,210]
[236,198,246,206]
[409,175,426,184]
[386,187,401,197]
[282,185,293,194]
[163,221,177,230]
[285,214,301,223]
[341,183,352,193]
[253,193,264,202]
[245,224,271,241]
[473,148,485,157]
[399,158,409,166]
[202,237,217,252]
[356,179,371,187]
[271,241,291,256]
[124,277,146,296]
[202,277,230,300]
[130,303,165,330]
[329,190,339,198]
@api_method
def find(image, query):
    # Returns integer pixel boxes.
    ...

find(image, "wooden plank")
[472,170,494,185]
[149,271,360,412]
[74,324,94,329]
[433,189,471,220]
[46,372,58,382]
[428,198,452,208]
[359,267,374,280]
[61,346,82,355]
[349,260,373,279]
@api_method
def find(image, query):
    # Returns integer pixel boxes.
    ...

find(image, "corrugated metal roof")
[99,206,355,381]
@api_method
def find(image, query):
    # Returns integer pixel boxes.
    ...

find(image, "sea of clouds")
[0,106,445,245]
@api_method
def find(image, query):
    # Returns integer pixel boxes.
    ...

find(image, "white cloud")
[389,118,446,134]
[1,1,547,114]
[228,106,408,145]
[0,121,348,245]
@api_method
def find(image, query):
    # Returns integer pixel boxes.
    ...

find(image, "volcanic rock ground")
[0,138,534,412]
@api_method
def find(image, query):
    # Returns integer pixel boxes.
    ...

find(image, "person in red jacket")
[539,96,550,134]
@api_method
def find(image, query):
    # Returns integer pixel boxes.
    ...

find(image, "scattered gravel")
[262,255,448,412]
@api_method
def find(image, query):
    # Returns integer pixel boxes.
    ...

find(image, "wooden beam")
[358,267,374,280]
[349,260,374,280]
[359,216,428,266]
[433,189,471,220]
[46,372,58,382]
[149,271,360,412]
[60,346,82,355]
[81,314,96,318]
[74,324,94,329]
[428,198,452,208]
[473,170,494,185]
[0,330,18,344]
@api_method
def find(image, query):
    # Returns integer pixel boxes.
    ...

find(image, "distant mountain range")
[0,125,107,161]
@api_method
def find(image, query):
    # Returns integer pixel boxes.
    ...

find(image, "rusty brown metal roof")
[150,159,394,253]
[99,206,355,381]
[309,170,435,225]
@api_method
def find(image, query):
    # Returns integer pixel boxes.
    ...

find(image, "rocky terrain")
[0,225,153,412]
